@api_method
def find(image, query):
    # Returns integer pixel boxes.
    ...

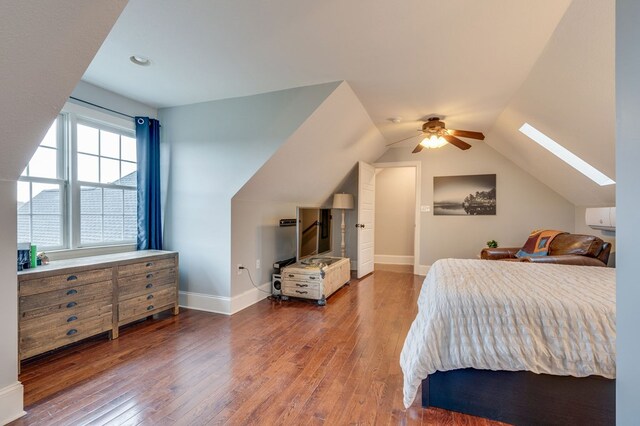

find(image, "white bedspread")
[400,258,616,408]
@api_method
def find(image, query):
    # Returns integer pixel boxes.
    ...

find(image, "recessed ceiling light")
[388,117,402,124]
[130,55,151,66]
[519,123,615,186]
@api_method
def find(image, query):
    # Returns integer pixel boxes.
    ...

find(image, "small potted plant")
[486,240,498,248]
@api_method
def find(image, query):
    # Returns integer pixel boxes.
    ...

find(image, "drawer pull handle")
[288,274,294,278]
[146,262,154,267]
[295,290,308,294]
[66,302,77,308]
[66,329,78,336]
[145,283,153,289]
[310,276,316,280]
[147,305,154,311]
[66,289,78,295]
[147,294,154,300]
[67,316,78,322]
[296,284,308,288]
[67,275,78,281]
[146,273,153,279]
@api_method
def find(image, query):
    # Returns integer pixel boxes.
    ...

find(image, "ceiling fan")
[388,117,485,153]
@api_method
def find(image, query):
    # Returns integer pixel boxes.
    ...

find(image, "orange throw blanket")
[516,229,567,258]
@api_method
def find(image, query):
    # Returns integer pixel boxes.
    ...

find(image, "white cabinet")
[585,207,616,231]
[281,257,351,305]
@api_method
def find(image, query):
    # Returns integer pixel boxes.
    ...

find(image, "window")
[76,121,137,245]
[17,105,137,251]
[518,123,615,186]
[18,118,65,249]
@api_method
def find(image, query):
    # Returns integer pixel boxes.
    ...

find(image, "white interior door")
[357,161,375,278]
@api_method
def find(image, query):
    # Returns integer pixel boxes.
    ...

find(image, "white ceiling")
[82,0,616,207]
[83,0,571,144]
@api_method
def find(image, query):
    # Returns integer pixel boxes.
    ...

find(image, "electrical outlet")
[420,205,431,213]
[256,259,261,269]
[237,264,243,275]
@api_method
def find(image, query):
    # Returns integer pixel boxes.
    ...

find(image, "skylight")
[518,123,615,186]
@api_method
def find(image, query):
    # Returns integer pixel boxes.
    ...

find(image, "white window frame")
[19,102,138,256]
[17,114,68,251]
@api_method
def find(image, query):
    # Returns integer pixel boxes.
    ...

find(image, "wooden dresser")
[281,257,350,305]
[18,250,178,361]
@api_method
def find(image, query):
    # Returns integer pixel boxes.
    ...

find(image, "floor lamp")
[332,193,354,258]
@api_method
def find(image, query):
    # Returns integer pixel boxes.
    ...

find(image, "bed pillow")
[515,230,567,258]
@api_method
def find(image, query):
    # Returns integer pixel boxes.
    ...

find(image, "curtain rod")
[68,96,136,120]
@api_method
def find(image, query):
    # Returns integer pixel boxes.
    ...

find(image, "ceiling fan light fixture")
[420,134,447,149]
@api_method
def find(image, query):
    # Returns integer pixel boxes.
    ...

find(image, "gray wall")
[0,181,17,395]
[159,82,339,297]
[230,82,387,294]
[376,143,575,266]
[616,1,640,422]
[374,167,415,258]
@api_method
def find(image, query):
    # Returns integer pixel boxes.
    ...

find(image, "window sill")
[46,244,137,262]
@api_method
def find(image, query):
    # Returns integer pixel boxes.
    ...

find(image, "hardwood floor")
[13,269,506,426]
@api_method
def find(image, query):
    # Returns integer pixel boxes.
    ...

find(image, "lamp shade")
[332,193,354,210]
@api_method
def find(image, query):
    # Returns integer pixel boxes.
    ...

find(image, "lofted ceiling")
[83,0,571,144]
[82,0,616,208]
[487,0,615,206]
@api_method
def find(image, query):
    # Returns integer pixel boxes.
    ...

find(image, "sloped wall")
[0,1,128,181]
[487,0,615,207]
[231,82,387,296]
[0,2,128,422]
[159,82,339,298]
[376,142,575,266]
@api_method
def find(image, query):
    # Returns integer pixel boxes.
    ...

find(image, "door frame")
[372,161,422,275]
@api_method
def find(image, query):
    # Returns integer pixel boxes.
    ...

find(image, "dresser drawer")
[282,281,322,300]
[282,271,323,282]
[119,278,175,301]
[20,280,112,312]
[20,303,113,334]
[118,287,176,322]
[118,257,176,278]
[118,267,176,299]
[20,310,113,359]
[20,268,112,296]
[20,292,112,321]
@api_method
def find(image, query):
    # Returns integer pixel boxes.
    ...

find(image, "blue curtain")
[135,117,163,250]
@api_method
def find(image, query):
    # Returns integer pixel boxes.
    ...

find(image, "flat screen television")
[296,207,332,261]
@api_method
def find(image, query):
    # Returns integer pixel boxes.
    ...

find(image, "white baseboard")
[415,264,431,276]
[179,282,271,316]
[0,382,25,425]
[179,291,230,315]
[230,282,271,315]
[374,254,414,265]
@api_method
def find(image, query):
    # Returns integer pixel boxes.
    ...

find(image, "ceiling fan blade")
[412,143,424,153]
[386,133,421,147]
[448,129,485,140]
[443,135,471,150]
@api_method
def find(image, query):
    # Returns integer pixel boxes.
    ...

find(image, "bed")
[400,258,616,425]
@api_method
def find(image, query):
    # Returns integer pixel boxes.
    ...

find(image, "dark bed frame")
[422,369,615,425]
